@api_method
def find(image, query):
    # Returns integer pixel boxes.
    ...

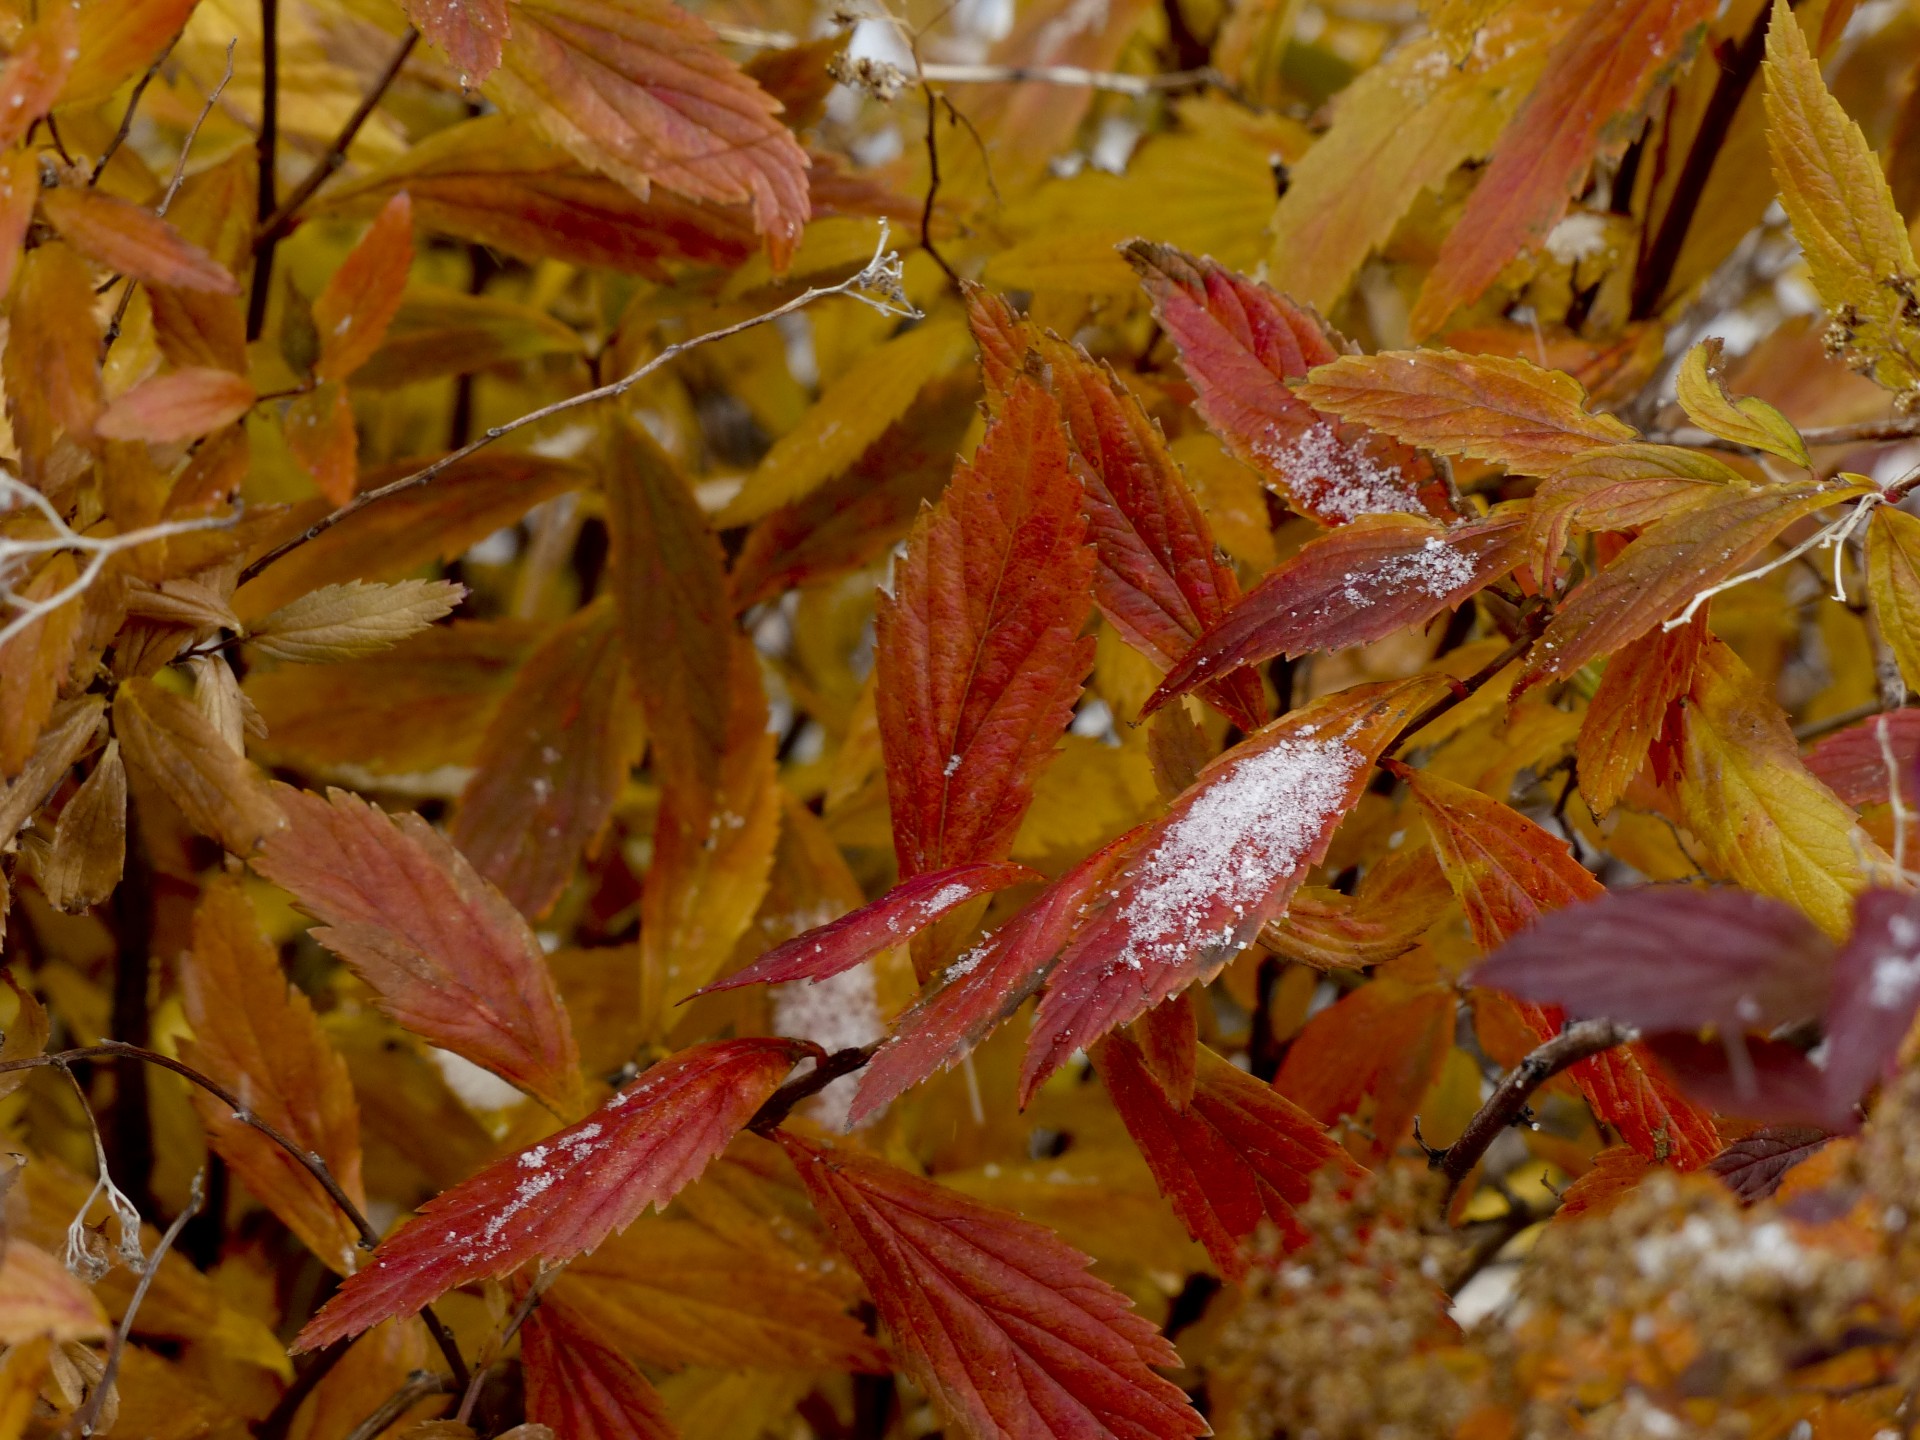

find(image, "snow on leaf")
[1100,1033,1360,1278]
[699,861,1039,995]
[253,785,581,1114]
[875,378,1096,883]
[522,1296,677,1440]
[1467,885,1834,1036]
[1294,349,1636,474]
[293,1037,808,1351]
[778,1131,1207,1440]
[1145,510,1525,713]
[1021,676,1449,1102]
[1125,241,1452,526]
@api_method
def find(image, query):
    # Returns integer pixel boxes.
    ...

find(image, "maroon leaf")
[1468,886,1835,1036]
[522,1297,677,1440]
[1707,1126,1833,1204]
[293,1037,808,1350]
[1820,887,1920,1113]
[697,861,1039,995]
[1641,1032,1842,1129]
[1802,708,1920,807]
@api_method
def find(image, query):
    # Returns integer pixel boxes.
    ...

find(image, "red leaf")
[294,1037,807,1350]
[38,187,238,294]
[1022,676,1450,1102]
[1556,1146,1654,1220]
[1098,1033,1359,1277]
[1575,613,1707,815]
[1132,990,1198,1108]
[522,1297,677,1440]
[1467,886,1833,1035]
[1803,708,1920,807]
[849,833,1143,1127]
[1820,887,1920,1113]
[1125,241,1451,526]
[314,193,414,383]
[700,861,1039,995]
[403,0,509,83]
[875,378,1095,879]
[1640,1031,1838,1129]
[967,288,1266,731]
[451,597,644,920]
[778,1131,1206,1440]
[1707,1126,1833,1204]
[253,785,582,1113]
[1408,0,1716,336]
[96,367,256,444]
[1145,510,1526,713]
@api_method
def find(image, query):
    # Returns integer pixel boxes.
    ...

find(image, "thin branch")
[90,28,184,184]
[237,229,920,585]
[919,84,959,286]
[161,41,236,216]
[1664,494,1878,632]
[1433,1018,1635,1207]
[1796,698,1892,742]
[1646,414,1920,453]
[454,1270,558,1426]
[69,1170,204,1439]
[255,1345,351,1440]
[343,1371,451,1440]
[916,61,1221,94]
[0,1043,471,1393]
[747,1043,882,1135]
[254,28,419,246]
[1381,610,1546,761]
[247,0,281,339]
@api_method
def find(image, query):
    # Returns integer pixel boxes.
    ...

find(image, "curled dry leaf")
[247,579,467,664]
[295,1038,809,1350]
[113,680,285,856]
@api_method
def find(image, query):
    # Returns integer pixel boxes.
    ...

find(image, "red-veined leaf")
[1576,613,1707,815]
[451,597,644,920]
[253,785,581,1114]
[778,1131,1207,1440]
[314,193,414,383]
[1099,1033,1360,1277]
[699,861,1039,995]
[1132,990,1198,1108]
[1405,767,1721,1167]
[1819,888,1920,1114]
[97,367,256,444]
[1408,0,1716,336]
[1126,241,1452,525]
[876,378,1095,881]
[38,187,237,294]
[522,1298,677,1440]
[1022,676,1450,1102]
[1294,349,1636,473]
[403,0,509,83]
[1529,444,1742,570]
[1707,1125,1833,1203]
[1467,886,1833,1035]
[1524,480,1858,684]
[967,287,1266,731]
[1145,510,1526,713]
[487,0,811,264]
[293,1037,808,1350]
[848,833,1143,1127]
[1803,709,1920,807]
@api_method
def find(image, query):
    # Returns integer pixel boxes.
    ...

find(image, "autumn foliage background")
[19,0,1920,1435]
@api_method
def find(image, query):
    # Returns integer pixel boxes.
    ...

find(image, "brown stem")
[342,1371,451,1440]
[1381,610,1545,761]
[1434,1018,1634,1207]
[247,0,280,340]
[90,29,183,184]
[748,1044,881,1135]
[919,84,959,287]
[255,1344,350,1440]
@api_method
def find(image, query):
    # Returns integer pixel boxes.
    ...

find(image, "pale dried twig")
[1664,493,1881,632]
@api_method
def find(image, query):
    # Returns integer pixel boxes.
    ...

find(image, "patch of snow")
[1341,536,1475,608]
[1256,421,1422,523]
[773,963,889,1133]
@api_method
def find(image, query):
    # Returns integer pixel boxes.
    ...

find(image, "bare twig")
[747,1043,882,1135]
[1381,611,1546,760]
[1433,1019,1635,1207]
[454,1270,559,1426]
[90,29,185,183]
[1646,415,1920,453]
[237,228,920,585]
[248,0,281,339]
[161,41,237,217]
[55,1062,144,1282]
[254,27,419,246]
[1664,493,1879,632]
[342,1371,452,1440]
[68,1171,204,1438]
[919,84,960,286]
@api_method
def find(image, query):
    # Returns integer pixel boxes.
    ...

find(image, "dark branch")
[247,0,281,340]
[748,1043,881,1135]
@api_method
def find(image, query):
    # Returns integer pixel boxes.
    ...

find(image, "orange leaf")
[253,785,582,1113]
[522,1298,676,1440]
[1099,1033,1360,1276]
[451,597,645,920]
[1575,613,1706,815]
[3,242,103,465]
[779,1132,1207,1440]
[1132,989,1198,1108]
[0,150,37,300]
[1409,0,1717,336]
[1146,510,1527,711]
[1527,443,1740,576]
[0,3,76,149]
[38,186,238,294]
[65,0,199,108]
[294,1037,807,1350]
[1126,241,1452,525]
[1404,767,1719,1167]
[402,0,509,84]
[113,679,285,855]
[1525,481,1854,684]
[97,367,256,444]
[282,382,359,505]
[1294,349,1637,473]
[488,0,811,265]
[314,193,414,383]
[179,878,367,1275]
[1022,675,1450,1101]
[1555,1146,1654,1219]
[875,378,1095,879]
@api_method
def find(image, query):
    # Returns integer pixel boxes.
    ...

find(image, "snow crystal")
[519,1145,550,1170]
[945,944,991,981]
[772,963,888,1133]
[1256,421,1423,523]
[923,883,972,913]
[1341,536,1475,608]
[1107,737,1364,970]
[1544,212,1611,267]
[1871,953,1920,1009]
[943,753,963,777]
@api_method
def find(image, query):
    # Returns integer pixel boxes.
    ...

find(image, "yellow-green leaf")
[1868,503,1920,693]
[1674,339,1811,467]
[248,580,467,665]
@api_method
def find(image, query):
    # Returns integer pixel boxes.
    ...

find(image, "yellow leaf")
[1674,338,1812,466]
[1868,503,1920,693]
[1764,0,1920,394]
[1676,637,1873,937]
[719,317,973,525]
[249,580,467,664]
